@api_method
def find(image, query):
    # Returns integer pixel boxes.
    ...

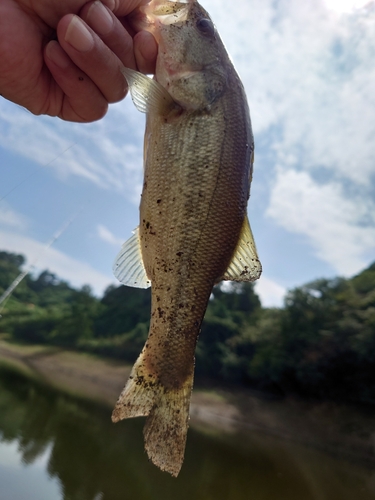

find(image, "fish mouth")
[131,0,193,35]
[152,1,189,17]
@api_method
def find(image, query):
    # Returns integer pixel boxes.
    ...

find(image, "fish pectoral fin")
[121,66,179,115]
[113,227,151,288]
[112,349,193,477]
[221,215,262,282]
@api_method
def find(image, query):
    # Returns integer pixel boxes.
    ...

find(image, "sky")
[0,0,374,307]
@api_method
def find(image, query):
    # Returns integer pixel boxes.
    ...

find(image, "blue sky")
[0,0,374,307]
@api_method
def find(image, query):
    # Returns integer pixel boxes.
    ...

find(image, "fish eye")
[196,18,215,36]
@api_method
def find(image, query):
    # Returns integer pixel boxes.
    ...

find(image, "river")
[0,365,375,500]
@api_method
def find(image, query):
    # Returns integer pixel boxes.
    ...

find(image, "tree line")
[0,250,375,405]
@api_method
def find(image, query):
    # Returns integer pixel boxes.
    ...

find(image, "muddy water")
[0,366,375,500]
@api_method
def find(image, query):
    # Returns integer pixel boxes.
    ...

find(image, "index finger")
[31,0,149,26]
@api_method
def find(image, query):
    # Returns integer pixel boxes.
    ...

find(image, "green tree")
[94,285,151,337]
[196,283,261,381]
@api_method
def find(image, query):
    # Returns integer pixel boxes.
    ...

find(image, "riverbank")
[1,337,375,467]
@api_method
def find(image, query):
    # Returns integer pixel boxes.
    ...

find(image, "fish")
[111,0,262,477]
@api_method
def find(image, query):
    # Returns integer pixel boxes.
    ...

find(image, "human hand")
[0,0,157,122]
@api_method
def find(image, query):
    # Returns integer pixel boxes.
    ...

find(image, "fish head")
[135,0,230,110]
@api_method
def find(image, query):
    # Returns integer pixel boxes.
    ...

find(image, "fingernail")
[87,1,114,36]
[45,41,70,69]
[65,15,94,52]
[139,31,158,62]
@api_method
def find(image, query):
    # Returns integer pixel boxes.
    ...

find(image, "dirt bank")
[1,338,375,467]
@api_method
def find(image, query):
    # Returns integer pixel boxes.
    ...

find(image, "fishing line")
[0,143,76,204]
[0,207,84,316]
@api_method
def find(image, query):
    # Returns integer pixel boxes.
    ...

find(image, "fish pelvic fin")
[112,350,193,477]
[221,215,262,282]
[113,227,151,289]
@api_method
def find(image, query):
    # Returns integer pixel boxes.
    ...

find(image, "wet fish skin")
[112,0,261,477]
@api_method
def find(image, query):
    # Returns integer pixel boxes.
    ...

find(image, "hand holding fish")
[0,0,157,122]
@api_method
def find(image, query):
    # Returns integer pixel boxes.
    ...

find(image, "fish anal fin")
[112,227,151,289]
[221,215,262,282]
[121,67,179,116]
[112,348,193,477]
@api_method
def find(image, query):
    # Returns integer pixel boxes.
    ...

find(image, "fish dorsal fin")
[113,227,151,289]
[121,67,178,115]
[222,215,262,282]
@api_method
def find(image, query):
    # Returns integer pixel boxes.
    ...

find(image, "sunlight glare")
[324,0,370,12]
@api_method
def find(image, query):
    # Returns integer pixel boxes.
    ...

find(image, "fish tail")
[143,374,193,477]
[111,351,194,477]
[111,352,157,419]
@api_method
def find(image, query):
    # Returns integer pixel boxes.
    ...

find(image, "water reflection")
[0,366,375,500]
[0,441,61,500]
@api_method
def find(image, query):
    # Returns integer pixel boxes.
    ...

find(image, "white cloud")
[220,276,286,307]
[0,98,144,202]
[323,0,370,13]
[204,0,375,279]
[97,224,124,247]
[2,1,374,193]
[0,203,27,230]
[207,0,375,186]
[0,230,114,296]
[255,277,286,308]
[1,0,374,191]
[266,169,375,276]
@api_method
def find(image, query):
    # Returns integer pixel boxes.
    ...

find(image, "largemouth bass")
[112,0,261,476]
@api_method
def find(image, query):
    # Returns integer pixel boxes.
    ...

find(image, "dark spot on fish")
[78,76,84,81]
[157,199,162,204]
